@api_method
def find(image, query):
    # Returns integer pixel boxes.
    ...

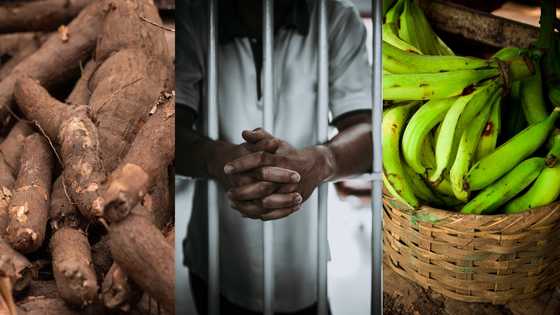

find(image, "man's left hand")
[224,129,335,220]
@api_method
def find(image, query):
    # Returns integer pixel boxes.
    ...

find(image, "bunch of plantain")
[382,0,560,215]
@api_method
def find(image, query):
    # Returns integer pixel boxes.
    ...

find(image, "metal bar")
[207,0,220,314]
[263,0,275,314]
[317,0,329,314]
[371,0,384,314]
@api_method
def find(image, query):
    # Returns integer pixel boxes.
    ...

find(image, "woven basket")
[383,194,560,304]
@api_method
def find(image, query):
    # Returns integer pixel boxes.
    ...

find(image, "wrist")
[311,145,337,183]
[206,140,234,182]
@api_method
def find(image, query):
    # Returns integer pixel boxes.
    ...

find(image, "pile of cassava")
[0,0,175,314]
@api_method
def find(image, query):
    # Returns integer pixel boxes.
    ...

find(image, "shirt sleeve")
[176,0,206,113]
[328,2,372,120]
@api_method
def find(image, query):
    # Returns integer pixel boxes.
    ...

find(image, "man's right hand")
[207,135,303,219]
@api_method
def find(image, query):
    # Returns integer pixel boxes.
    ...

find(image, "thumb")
[242,128,274,143]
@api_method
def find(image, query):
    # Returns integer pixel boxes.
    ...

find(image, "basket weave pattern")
[383,194,560,304]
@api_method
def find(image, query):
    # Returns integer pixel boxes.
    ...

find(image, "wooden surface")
[384,262,560,315]
[421,0,539,48]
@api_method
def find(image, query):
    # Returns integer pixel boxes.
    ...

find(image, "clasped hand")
[222,129,333,221]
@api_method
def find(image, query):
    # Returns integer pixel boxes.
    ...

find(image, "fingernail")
[295,194,303,203]
[291,173,300,182]
[224,165,234,174]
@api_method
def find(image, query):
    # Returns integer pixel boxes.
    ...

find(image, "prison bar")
[316,0,329,314]
[371,0,384,314]
[206,0,383,314]
[207,0,220,314]
[263,0,275,314]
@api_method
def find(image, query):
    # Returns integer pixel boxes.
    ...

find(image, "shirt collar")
[218,0,310,43]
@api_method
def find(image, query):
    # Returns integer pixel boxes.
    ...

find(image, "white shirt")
[176,0,372,312]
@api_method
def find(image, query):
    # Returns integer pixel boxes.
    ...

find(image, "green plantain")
[520,55,548,124]
[462,157,545,214]
[383,23,422,55]
[383,69,499,101]
[545,133,560,167]
[385,0,404,24]
[450,103,493,201]
[430,84,496,183]
[475,93,502,161]
[504,163,560,213]
[403,164,440,204]
[398,0,453,56]
[466,109,560,191]
[402,98,456,174]
[383,102,421,208]
[382,42,493,74]
[493,47,525,61]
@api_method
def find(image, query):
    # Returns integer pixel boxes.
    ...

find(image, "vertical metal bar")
[317,0,329,314]
[263,1,275,314]
[207,0,220,314]
[371,0,384,314]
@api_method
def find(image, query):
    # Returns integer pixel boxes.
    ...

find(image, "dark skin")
[177,108,372,221]
[176,0,373,220]
[226,112,372,220]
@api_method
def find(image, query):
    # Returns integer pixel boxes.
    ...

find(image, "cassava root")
[5,133,53,254]
[14,78,105,220]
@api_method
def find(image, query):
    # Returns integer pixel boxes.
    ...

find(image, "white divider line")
[370,0,384,314]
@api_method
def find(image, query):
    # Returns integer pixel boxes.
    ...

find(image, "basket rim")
[383,192,560,220]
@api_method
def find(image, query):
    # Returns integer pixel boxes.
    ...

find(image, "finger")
[261,204,302,221]
[242,128,274,143]
[276,183,299,193]
[252,167,300,183]
[244,138,280,153]
[224,151,273,174]
[230,200,266,218]
[228,174,255,187]
[262,192,302,209]
[228,182,278,201]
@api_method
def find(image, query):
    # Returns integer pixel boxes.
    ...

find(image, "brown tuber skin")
[0,34,45,81]
[14,78,105,220]
[49,176,80,231]
[0,0,93,33]
[49,174,99,308]
[16,296,80,315]
[102,95,175,222]
[0,237,31,293]
[0,0,108,127]
[65,60,98,106]
[50,227,98,307]
[5,134,53,254]
[0,33,39,56]
[0,122,34,174]
[101,262,141,311]
[108,213,174,314]
[140,170,171,229]
[89,48,171,172]
[89,0,171,172]
[0,265,17,315]
[0,122,33,235]
[101,180,172,310]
